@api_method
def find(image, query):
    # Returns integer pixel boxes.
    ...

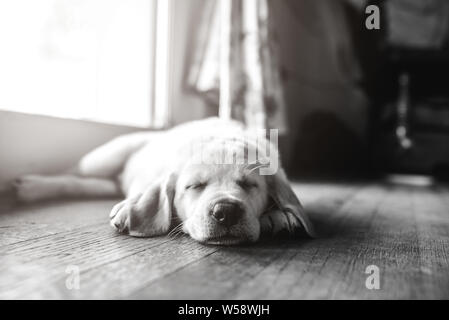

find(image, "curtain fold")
[187,0,287,133]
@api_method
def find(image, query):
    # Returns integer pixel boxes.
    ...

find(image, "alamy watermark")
[365,265,380,290]
[65,265,80,290]
[189,129,279,176]
[365,5,380,30]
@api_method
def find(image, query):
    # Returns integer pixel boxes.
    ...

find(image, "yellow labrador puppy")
[14,117,314,245]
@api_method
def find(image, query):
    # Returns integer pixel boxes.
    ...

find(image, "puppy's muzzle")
[210,200,244,227]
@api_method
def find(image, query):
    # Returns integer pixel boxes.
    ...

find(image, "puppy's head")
[174,162,268,245]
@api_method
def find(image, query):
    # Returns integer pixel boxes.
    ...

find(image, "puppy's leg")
[77,132,154,177]
[14,131,154,203]
[259,209,305,236]
[109,173,176,237]
[14,175,121,203]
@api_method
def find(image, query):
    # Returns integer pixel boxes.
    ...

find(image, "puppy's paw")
[260,209,302,236]
[109,199,133,234]
[13,175,51,203]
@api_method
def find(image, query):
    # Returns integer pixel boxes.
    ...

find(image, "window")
[0,0,171,128]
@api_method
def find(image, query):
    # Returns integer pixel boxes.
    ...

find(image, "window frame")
[152,0,174,129]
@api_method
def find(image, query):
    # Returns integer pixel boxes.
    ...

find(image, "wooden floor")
[1,180,448,299]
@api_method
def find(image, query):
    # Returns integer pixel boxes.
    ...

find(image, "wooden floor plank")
[126,182,363,299]
[0,199,120,246]
[1,235,217,299]
[0,225,168,299]
[325,185,422,299]
[410,186,449,298]
[235,184,388,300]
[0,202,217,299]
[1,181,449,299]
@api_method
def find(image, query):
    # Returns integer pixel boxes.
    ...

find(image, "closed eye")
[185,182,207,190]
[236,179,258,190]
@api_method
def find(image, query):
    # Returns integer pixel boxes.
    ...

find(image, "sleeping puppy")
[14,117,314,245]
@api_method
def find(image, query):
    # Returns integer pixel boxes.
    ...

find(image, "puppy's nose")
[211,201,243,227]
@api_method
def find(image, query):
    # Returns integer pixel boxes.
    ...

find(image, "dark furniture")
[370,1,449,177]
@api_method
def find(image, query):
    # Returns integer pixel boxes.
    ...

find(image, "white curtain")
[187,0,287,133]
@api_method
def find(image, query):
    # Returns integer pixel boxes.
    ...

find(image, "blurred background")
[1,0,449,193]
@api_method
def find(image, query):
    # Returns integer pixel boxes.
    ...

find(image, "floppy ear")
[110,173,177,237]
[264,169,316,237]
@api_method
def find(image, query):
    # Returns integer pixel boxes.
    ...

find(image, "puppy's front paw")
[260,209,302,236]
[109,199,133,234]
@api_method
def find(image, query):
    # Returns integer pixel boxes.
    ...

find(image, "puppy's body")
[15,117,314,245]
[116,118,246,197]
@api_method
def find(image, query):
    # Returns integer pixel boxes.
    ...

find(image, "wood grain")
[1,181,448,299]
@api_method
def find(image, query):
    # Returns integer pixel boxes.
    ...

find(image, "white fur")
[14,117,315,245]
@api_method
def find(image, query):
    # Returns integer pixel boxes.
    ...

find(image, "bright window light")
[0,0,164,128]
